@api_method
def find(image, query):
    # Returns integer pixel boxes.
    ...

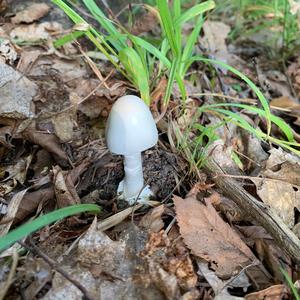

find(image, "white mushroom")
[106,95,158,204]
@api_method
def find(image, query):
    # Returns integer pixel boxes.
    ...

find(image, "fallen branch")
[204,157,300,264]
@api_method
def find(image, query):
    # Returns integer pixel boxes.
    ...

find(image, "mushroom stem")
[123,153,144,198]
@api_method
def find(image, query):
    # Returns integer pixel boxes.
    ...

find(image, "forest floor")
[1,0,300,299]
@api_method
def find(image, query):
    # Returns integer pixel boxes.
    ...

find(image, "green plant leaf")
[82,0,126,51]
[191,56,272,135]
[130,35,171,68]
[175,0,215,26]
[54,31,85,48]
[118,47,151,105]
[180,15,204,76]
[200,103,295,142]
[0,204,101,252]
[156,0,179,55]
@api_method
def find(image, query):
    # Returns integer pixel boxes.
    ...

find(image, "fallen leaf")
[14,187,55,224]
[0,189,28,236]
[10,22,62,43]
[263,148,300,186]
[22,129,69,165]
[0,62,37,119]
[42,265,99,300]
[251,148,300,228]
[255,239,291,283]
[245,284,289,300]
[251,177,300,228]
[197,259,247,299]
[76,220,166,299]
[53,166,80,208]
[270,96,300,126]
[16,49,41,73]
[11,3,50,24]
[173,193,257,279]
[139,204,165,233]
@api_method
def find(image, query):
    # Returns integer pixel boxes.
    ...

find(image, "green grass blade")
[180,15,204,76]
[82,0,126,51]
[156,0,179,55]
[54,31,85,48]
[200,103,294,142]
[52,0,85,23]
[119,47,150,105]
[0,204,101,252]
[200,104,300,155]
[280,267,300,300]
[175,0,215,26]
[192,56,272,135]
[130,35,171,68]
[173,0,182,53]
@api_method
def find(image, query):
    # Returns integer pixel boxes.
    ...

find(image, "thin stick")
[19,240,96,300]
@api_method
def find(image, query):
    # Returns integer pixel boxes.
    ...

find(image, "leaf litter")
[1,0,300,299]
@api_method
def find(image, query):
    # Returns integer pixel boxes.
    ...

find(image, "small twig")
[77,69,114,106]
[131,180,150,223]
[0,249,18,300]
[75,41,109,89]
[19,239,96,300]
[164,217,176,236]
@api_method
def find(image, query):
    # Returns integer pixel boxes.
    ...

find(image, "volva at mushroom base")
[106,95,158,204]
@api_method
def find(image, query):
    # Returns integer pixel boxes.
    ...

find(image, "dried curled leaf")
[174,194,256,279]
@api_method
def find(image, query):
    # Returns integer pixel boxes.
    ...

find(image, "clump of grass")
[52,0,215,105]
[216,0,300,60]
[53,0,300,162]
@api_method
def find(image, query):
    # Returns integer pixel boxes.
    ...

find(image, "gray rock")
[0,62,37,119]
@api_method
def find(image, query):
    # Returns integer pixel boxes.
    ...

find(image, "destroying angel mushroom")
[106,95,158,204]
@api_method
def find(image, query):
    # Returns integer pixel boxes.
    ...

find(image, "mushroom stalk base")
[117,153,153,204]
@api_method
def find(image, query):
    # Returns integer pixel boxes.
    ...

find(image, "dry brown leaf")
[11,3,50,24]
[14,187,55,224]
[139,204,165,232]
[16,49,41,73]
[22,129,68,165]
[148,260,181,300]
[53,166,80,208]
[97,204,143,231]
[174,194,256,279]
[252,178,300,228]
[76,220,166,300]
[245,284,289,300]
[197,259,247,299]
[255,239,291,283]
[0,189,28,236]
[263,148,300,186]
[10,22,62,43]
[251,148,300,228]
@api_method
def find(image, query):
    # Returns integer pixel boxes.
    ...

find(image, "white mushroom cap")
[106,95,158,155]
